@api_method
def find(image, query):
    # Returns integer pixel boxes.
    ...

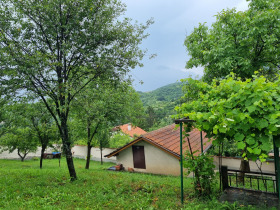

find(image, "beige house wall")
[116,140,180,176]
[213,156,275,173]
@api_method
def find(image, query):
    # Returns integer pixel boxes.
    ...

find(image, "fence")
[221,166,277,194]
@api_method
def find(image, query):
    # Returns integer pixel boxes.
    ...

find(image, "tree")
[0,0,152,180]
[0,127,38,161]
[72,80,145,169]
[109,132,131,148]
[176,73,280,163]
[0,100,10,138]
[27,102,58,169]
[0,101,58,163]
[95,124,110,165]
[146,106,156,129]
[184,0,280,83]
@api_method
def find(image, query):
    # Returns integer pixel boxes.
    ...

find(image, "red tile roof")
[105,124,212,159]
[113,124,146,138]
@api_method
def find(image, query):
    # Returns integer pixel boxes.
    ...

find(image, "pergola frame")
[273,137,280,199]
[175,118,280,204]
[174,118,202,204]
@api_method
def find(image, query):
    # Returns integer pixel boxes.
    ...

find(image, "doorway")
[132,145,146,169]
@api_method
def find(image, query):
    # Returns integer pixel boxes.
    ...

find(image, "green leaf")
[234,133,245,141]
[247,106,256,113]
[253,148,261,155]
[246,136,255,145]
[247,147,253,153]
[237,141,246,150]
[219,126,226,133]
[257,119,268,130]
[260,141,271,151]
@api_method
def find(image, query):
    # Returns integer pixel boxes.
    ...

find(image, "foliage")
[0,127,38,161]
[0,100,11,138]
[109,132,132,148]
[95,124,110,165]
[180,77,203,103]
[71,80,145,168]
[0,0,152,180]
[0,158,259,209]
[138,82,184,131]
[176,73,280,162]
[207,138,241,157]
[185,0,280,82]
[184,151,216,197]
[0,101,58,165]
[26,101,59,168]
[139,82,183,105]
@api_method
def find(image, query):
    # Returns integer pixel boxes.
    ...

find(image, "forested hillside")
[138,82,184,131]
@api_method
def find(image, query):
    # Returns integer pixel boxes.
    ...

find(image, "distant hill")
[138,82,184,106]
[138,82,184,131]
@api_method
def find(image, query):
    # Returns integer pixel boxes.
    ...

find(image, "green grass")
[0,158,268,209]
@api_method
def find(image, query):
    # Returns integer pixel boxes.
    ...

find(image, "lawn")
[0,158,264,209]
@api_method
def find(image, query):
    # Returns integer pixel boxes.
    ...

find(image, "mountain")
[138,82,184,106]
[137,82,184,131]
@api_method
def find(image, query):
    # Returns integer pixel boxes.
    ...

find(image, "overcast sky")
[122,0,249,92]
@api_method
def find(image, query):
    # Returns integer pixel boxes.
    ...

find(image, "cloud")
[181,66,204,77]
[123,0,250,92]
[235,0,249,11]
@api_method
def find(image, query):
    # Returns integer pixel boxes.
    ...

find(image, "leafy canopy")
[176,73,280,162]
[185,0,280,82]
[0,0,152,179]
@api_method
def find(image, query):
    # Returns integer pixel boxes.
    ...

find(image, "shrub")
[184,151,216,197]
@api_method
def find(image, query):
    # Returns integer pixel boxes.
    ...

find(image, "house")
[105,124,212,176]
[112,123,146,138]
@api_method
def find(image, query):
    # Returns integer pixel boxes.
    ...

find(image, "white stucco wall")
[0,147,53,159]
[213,156,275,173]
[72,146,116,163]
[0,145,116,163]
[116,141,180,176]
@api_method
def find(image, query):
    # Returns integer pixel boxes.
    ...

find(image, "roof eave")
[104,136,180,160]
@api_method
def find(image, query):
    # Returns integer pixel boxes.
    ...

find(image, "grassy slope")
[0,158,256,209]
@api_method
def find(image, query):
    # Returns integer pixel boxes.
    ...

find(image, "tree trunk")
[18,149,27,162]
[238,158,250,184]
[85,143,92,169]
[64,142,76,181]
[40,145,47,169]
[85,122,92,169]
[61,117,77,181]
[100,148,103,165]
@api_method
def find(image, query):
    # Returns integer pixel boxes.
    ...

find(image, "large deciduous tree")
[185,0,280,82]
[0,0,152,180]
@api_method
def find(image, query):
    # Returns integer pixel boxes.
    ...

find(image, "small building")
[105,124,212,176]
[112,123,146,138]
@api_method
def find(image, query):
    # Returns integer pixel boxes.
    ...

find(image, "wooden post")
[221,166,229,191]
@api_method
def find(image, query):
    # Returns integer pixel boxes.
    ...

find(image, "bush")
[184,151,216,197]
